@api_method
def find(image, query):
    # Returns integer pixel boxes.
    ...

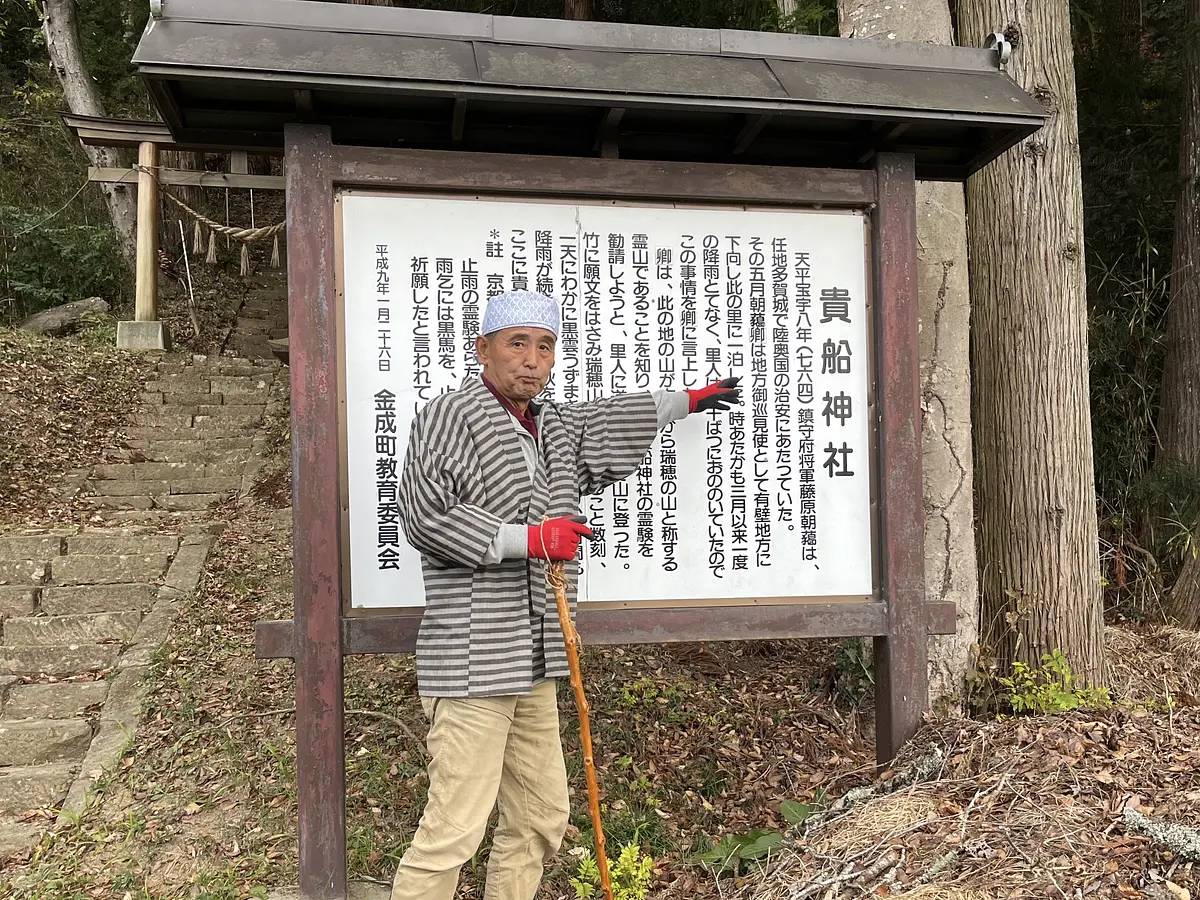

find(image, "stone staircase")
[0,352,285,861]
[227,272,289,362]
[0,530,211,858]
[81,355,282,524]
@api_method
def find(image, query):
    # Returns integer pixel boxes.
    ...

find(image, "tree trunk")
[40,0,137,263]
[957,2,1105,682]
[160,150,203,252]
[836,0,980,711]
[565,0,591,20]
[1159,0,1200,630]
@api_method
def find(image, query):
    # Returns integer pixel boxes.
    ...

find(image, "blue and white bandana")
[481,290,561,338]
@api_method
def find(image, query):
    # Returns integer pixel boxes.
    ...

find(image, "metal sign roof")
[132,0,1045,180]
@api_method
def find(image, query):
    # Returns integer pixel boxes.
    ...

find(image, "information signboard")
[338,192,873,610]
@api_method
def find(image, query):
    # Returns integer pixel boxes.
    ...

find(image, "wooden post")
[284,123,348,900]
[872,152,929,765]
[135,141,159,321]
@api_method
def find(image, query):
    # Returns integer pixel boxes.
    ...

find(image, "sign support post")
[285,124,349,900]
[872,152,928,762]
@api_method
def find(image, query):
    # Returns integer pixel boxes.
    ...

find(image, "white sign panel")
[340,192,873,609]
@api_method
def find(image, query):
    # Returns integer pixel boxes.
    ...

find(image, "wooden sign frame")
[331,187,879,617]
[254,124,956,899]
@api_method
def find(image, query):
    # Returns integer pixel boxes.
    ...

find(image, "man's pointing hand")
[687,376,742,414]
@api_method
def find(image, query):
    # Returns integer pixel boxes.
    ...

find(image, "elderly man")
[392,289,739,900]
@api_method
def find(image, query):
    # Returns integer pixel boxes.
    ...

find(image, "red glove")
[528,516,594,561]
[687,376,742,413]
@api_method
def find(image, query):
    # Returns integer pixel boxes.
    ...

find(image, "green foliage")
[76,0,151,117]
[1088,228,1171,514]
[0,0,132,319]
[353,0,839,34]
[0,206,130,320]
[618,676,681,708]
[1129,462,1200,533]
[997,650,1111,716]
[686,794,823,876]
[570,842,656,900]
[831,637,873,705]
[779,796,821,827]
[778,0,839,35]
[0,1,109,223]
[687,828,784,875]
[594,0,836,34]
[1073,0,1196,612]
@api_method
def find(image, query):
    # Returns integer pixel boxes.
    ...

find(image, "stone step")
[161,364,276,379]
[0,818,42,861]
[66,534,180,557]
[41,583,154,615]
[0,561,48,587]
[4,681,109,720]
[3,611,141,646]
[99,510,212,525]
[0,536,64,559]
[0,587,36,619]
[90,463,190,481]
[92,480,170,497]
[157,493,226,511]
[0,764,75,815]
[167,477,241,495]
[248,286,287,301]
[52,553,172,586]
[195,405,264,426]
[0,719,92,766]
[144,376,211,393]
[130,410,196,427]
[120,425,253,441]
[111,444,254,461]
[242,316,287,330]
[0,644,121,677]
[163,391,223,406]
[85,496,155,510]
[209,375,273,396]
[207,364,278,377]
[229,337,277,360]
[93,462,243,481]
[199,461,248,478]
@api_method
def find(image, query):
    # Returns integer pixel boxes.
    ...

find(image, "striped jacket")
[398,376,674,697]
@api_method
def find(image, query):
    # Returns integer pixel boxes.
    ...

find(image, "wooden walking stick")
[547,559,615,900]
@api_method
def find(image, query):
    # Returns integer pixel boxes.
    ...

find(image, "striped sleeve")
[562,392,662,496]
[654,390,689,427]
[398,404,504,569]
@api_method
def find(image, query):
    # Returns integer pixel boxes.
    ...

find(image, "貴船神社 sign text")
[339,192,873,609]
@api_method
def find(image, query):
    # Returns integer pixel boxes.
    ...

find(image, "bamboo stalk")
[547,560,614,900]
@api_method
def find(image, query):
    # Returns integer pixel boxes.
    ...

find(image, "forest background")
[0,0,1196,688]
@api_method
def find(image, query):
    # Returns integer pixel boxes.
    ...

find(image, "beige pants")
[390,679,570,900]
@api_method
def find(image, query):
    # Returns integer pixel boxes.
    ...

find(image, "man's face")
[476,327,557,404]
